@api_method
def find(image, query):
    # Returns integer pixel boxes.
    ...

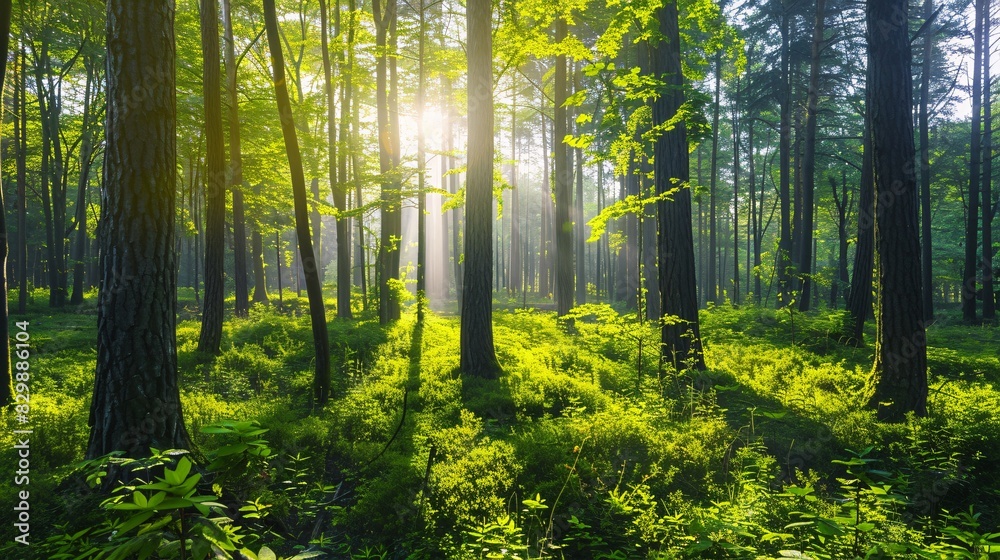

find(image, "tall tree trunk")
[461,0,501,377]
[574,67,587,305]
[847,116,875,344]
[16,45,26,315]
[708,53,721,305]
[71,60,96,305]
[263,0,332,405]
[731,72,741,304]
[831,173,850,308]
[88,0,192,458]
[510,86,522,295]
[748,118,761,304]
[322,0,352,318]
[652,1,705,371]
[540,105,551,298]
[964,0,984,323]
[251,225,268,303]
[223,0,250,318]
[0,0,11,406]
[554,18,573,316]
[798,0,825,311]
[777,7,793,307]
[866,0,928,421]
[416,0,427,321]
[374,0,401,323]
[982,0,995,320]
[919,0,935,320]
[198,0,226,354]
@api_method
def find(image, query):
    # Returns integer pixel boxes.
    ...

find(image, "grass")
[2,290,1000,558]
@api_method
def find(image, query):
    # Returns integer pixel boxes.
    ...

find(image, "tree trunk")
[321,0,352,319]
[964,0,984,323]
[847,116,875,344]
[460,0,501,377]
[510,88,522,295]
[554,19,573,316]
[777,8,793,307]
[263,0,332,405]
[652,1,705,371]
[416,0,427,320]
[198,0,226,354]
[708,53,721,305]
[797,0,824,311]
[982,0,995,320]
[0,0,12,406]
[16,44,26,315]
[374,0,401,323]
[919,0,935,320]
[88,0,192,458]
[71,59,96,305]
[223,0,250,318]
[574,66,587,305]
[866,0,928,421]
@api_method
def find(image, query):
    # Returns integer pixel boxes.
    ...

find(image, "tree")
[88,0,192,458]
[866,0,928,421]
[374,0,402,324]
[0,0,12,407]
[554,17,574,316]
[461,0,501,378]
[918,0,935,320]
[796,0,825,312]
[981,0,995,321]
[197,0,226,354]
[963,0,984,323]
[264,0,332,405]
[223,0,250,318]
[651,0,705,371]
[319,0,352,319]
[776,4,792,307]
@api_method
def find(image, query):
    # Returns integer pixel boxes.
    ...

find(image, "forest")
[0,0,999,557]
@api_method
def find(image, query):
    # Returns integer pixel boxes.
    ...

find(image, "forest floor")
[3,288,1000,558]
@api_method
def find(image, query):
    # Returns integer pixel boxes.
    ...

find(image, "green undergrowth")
[2,295,1000,558]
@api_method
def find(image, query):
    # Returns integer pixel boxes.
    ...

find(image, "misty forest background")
[1,0,1000,557]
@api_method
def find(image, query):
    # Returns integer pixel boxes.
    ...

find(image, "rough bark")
[866,0,928,421]
[460,0,501,377]
[651,0,705,371]
[88,0,192,458]
[264,0,332,405]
